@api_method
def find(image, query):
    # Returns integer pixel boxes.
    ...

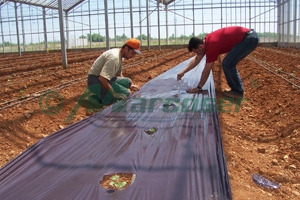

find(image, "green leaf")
[109,181,115,186]
[111,175,120,181]
[149,127,156,133]
[115,181,126,189]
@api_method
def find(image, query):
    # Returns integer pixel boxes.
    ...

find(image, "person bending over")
[177,26,259,98]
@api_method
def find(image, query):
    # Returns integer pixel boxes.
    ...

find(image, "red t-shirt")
[204,26,250,63]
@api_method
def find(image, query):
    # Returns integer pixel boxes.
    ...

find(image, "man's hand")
[186,87,202,94]
[177,72,185,80]
[130,84,140,92]
[186,88,209,95]
[113,92,128,101]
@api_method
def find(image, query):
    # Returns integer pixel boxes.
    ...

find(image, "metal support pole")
[277,0,281,43]
[113,0,116,47]
[293,0,296,43]
[166,5,169,45]
[139,0,142,45]
[157,1,161,49]
[58,0,68,69]
[174,5,176,44]
[43,8,48,52]
[130,0,134,38]
[220,0,223,27]
[20,4,25,52]
[88,0,92,48]
[14,2,21,56]
[192,0,195,36]
[146,0,150,50]
[104,0,109,49]
[287,0,290,44]
[249,0,252,28]
[0,10,4,52]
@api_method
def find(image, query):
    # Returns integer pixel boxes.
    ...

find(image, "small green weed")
[20,90,27,99]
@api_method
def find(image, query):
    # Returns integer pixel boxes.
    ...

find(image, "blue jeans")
[222,30,259,94]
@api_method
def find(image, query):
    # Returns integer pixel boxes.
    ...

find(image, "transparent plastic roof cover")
[0,56,232,200]
[2,0,84,11]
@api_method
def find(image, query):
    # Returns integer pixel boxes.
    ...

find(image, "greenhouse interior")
[0,0,299,54]
[0,1,299,200]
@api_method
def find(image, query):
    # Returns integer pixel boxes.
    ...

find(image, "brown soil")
[0,46,299,199]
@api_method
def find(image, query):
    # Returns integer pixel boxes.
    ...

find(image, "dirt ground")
[0,46,299,199]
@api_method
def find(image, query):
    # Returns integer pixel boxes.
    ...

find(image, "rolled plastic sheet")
[0,56,232,200]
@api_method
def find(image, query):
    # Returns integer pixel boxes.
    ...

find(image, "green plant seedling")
[144,127,157,135]
[290,70,296,76]
[108,175,127,189]
[111,175,120,181]
[20,90,27,99]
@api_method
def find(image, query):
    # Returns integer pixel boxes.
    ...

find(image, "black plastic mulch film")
[0,56,232,200]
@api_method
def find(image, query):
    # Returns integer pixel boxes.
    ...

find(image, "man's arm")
[197,62,214,88]
[98,75,127,100]
[177,55,203,80]
[116,71,123,77]
[186,62,214,93]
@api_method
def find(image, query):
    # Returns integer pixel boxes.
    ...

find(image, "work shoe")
[222,90,243,98]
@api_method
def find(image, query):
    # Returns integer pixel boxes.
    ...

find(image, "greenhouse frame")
[0,0,299,54]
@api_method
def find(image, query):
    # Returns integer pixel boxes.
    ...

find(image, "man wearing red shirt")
[177,26,259,98]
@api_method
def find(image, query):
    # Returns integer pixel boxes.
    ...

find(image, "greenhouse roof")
[0,0,85,11]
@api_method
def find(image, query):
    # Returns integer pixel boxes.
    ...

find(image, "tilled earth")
[0,46,299,199]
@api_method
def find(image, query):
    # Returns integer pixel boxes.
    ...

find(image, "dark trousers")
[222,30,260,94]
[87,75,132,107]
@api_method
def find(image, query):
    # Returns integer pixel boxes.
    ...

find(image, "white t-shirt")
[88,48,123,80]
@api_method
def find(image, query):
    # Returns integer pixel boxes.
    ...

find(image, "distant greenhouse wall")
[0,4,63,52]
[0,0,299,53]
[277,0,300,48]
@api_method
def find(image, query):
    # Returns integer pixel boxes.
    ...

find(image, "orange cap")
[125,38,142,54]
